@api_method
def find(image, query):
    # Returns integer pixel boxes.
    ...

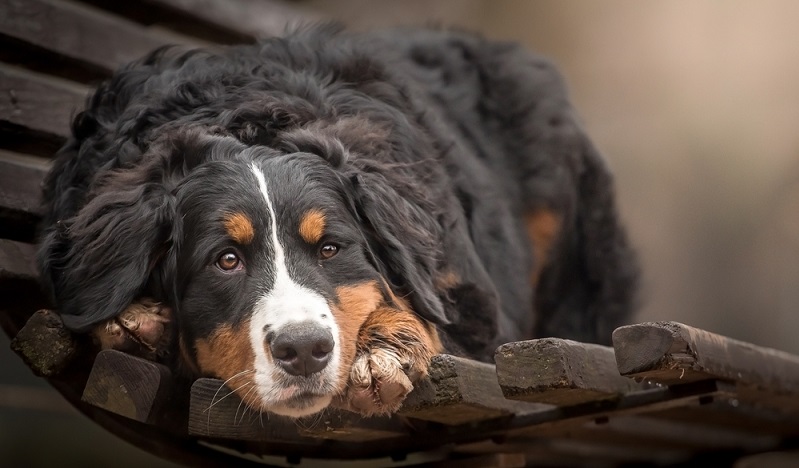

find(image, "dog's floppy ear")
[38,130,244,332]
[348,169,451,326]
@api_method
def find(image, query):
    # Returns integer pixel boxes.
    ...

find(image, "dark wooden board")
[0,65,86,141]
[0,150,48,215]
[0,238,38,280]
[0,0,201,78]
[399,354,548,425]
[10,309,77,377]
[82,349,174,424]
[495,338,641,405]
[140,0,318,40]
[613,321,799,411]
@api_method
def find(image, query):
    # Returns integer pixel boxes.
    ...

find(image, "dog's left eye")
[319,244,339,260]
[216,252,242,271]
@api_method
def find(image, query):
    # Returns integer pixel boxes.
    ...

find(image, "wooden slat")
[645,399,799,437]
[495,338,642,406]
[10,309,77,377]
[0,65,87,141]
[188,378,405,442]
[0,0,201,76]
[398,354,546,425]
[142,0,317,40]
[613,321,799,411]
[0,150,48,216]
[735,450,799,468]
[82,349,173,424]
[0,238,38,280]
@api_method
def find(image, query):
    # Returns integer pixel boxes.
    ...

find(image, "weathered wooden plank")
[399,354,547,425]
[0,238,38,280]
[82,349,173,424]
[141,0,318,40]
[735,450,799,468]
[0,0,201,76]
[613,321,799,411]
[0,64,87,141]
[646,399,799,436]
[495,338,641,406]
[0,150,48,216]
[10,309,77,377]
[189,378,405,442]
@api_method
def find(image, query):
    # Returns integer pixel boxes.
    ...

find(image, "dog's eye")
[319,244,339,260]
[216,252,241,271]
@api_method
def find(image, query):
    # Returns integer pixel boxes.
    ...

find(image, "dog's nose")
[267,321,334,377]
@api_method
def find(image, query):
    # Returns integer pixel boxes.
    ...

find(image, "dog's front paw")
[92,298,172,360]
[341,308,439,416]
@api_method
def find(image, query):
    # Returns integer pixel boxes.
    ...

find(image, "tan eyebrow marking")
[299,209,326,244]
[224,212,255,245]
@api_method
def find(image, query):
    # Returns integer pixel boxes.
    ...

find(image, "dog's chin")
[265,392,333,418]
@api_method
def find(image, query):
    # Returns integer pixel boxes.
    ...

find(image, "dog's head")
[39,126,462,417]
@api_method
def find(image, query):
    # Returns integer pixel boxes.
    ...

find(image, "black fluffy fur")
[38,25,638,360]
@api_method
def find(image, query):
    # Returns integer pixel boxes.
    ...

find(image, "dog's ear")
[38,130,244,332]
[348,169,451,327]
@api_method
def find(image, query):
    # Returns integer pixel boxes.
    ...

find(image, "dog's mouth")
[231,371,338,418]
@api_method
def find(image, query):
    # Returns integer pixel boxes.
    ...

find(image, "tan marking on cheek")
[298,209,326,244]
[525,209,562,286]
[224,212,255,245]
[332,281,383,388]
[194,322,259,407]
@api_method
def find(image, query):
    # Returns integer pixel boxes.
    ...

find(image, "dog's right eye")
[216,252,241,271]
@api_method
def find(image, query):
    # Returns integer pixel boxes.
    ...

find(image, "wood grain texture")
[82,349,173,424]
[0,238,38,280]
[0,150,48,216]
[399,354,547,425]
[10,309,76,377]
[143,0,319,39]
[0,64,87,140]
[495,338,641,405]
[613,322,799,393]
[0,0,200,75]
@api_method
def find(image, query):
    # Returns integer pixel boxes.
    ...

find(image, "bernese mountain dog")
[37,25,638,418]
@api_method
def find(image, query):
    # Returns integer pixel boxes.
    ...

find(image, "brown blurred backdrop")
[304,0,799,355]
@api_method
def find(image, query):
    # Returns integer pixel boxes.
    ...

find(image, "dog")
[37,25,638,418]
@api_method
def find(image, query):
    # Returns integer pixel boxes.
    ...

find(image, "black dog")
[37,25,638,418]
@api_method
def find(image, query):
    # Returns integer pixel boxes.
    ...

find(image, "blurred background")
[2,0,798,466]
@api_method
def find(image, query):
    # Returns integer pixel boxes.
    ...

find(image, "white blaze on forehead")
[248,163,340,416]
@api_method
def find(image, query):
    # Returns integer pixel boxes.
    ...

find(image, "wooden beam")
[495,338,641,406]
[10,309,77,377]
[0,238,38,280]
[82,349,173,424]
[143,0,319,40]
[613,322,799,411]
[399,354,547,425]
[0,150,49,217]
[0,64,87,141]
[0,0,201,77]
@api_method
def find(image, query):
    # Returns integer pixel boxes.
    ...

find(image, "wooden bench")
[3,1,799,466]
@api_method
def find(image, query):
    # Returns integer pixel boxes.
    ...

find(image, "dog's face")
[173,149,385,416]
